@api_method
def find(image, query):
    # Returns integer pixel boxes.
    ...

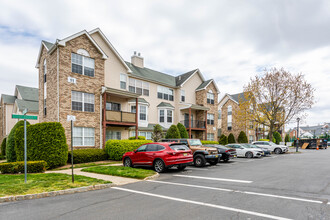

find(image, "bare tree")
[236,68,315,142]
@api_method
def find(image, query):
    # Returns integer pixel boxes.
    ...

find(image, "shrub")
[273,131,282,144]
[237,131,248,143]
[68,149,108,164]
[201,141,218,145]
[105,140,152,161]
[15,122,68,169]
[228,133,236,144]
[7,120,30,162]
[0,155,5,160]
[128,136,146,140]
[152,124,163,142]
[1,137,6,156]
[0,161,47,174]
[285,134,290,143]
[219,134,228,145]
[165,125,181,139]
[177,123,188,138]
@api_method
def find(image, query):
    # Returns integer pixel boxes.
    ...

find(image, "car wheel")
[223,158,229,163]
[274,148,282,154]
[194,155,206,167]
[209,160,218,165]
[177,165,186,171]
[245,151,253,158]
[153,159,166,173]
[123,157,132,167]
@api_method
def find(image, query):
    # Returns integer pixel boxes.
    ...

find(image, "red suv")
[122,142,193,173]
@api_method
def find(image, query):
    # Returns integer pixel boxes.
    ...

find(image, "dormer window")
[71,49,95,77]
[207,90,214,104]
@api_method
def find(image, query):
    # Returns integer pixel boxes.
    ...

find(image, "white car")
[252,141,288,154]
[226,144,263,158]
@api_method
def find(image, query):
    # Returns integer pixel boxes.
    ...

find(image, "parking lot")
[1,149,330,220]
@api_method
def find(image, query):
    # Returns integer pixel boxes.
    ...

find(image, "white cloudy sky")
[0,0,329,129]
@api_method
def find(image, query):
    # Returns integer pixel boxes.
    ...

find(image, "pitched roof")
[175,69,197,86]
[125,62,177,87]
[196,79,213,91]
[16,85,39,102]
[157,102,174,108]
[15,99,39,113]
[229,92,247,103]
[42,40,54,50]
[128,98,149,104]
[1,94,16,104]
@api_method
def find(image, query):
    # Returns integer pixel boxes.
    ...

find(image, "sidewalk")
[46,165,141,186]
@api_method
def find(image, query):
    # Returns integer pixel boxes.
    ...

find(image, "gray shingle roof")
[175,69,197,86]
[15,99,39,113]
[1,94,16,104]
[16,85,39,102]
[42,40,54,50]
[196,79,212,91]
[229,92,246,103]
[157,102,174,108]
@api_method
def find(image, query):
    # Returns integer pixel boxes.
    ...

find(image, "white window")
[71,53,95,77]
[106,130,121,140]
[43,59,47,83]
[120,74,127,90]
[72,91,95,112]
[249,120,254,129]
[207,133,214,141]
[207,90,215,104]
[157,86,174,101]
[73,127,95,146]
[140,105,147,121]
[249,135,254,143]
[128,78,149,96]
[218,110,221,119]
[207,113,215,125]
[131,131,152,140]
[181,90,185,102]
[159,109,173,124]
[227,114,232,131]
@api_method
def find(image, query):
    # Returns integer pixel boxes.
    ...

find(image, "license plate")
[215,155,218,158]
[183,153,187,156]
[234,155,237,157]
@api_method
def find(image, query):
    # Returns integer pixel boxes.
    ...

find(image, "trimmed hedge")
[68,149,108,164]
[128,136,146,140]
[1,137,6,156]
[201,141,218,145]
[7,121,30,162]
[15,122,68,169]
[105,140,152,161]
[177,123,189,138]
[0,161,47,174]
[219,134,228,145]
[237,131,248,143]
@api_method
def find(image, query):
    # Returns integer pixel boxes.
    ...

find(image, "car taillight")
[167,152,176,156]
[225,150,229,152]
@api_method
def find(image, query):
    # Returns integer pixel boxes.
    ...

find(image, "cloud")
[0,0,330,129]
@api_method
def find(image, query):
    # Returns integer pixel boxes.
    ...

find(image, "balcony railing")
[106,110,136,123]
[181,120,206,129]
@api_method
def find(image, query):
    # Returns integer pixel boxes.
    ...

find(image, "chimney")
[131,51,144,68]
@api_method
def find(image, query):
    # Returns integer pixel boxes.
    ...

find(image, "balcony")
[181,120,206,130]
[106,110,136,124]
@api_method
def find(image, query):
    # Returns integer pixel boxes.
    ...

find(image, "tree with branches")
[236,68,315,142]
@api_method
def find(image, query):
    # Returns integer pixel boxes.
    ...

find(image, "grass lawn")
[0,173,110,197]
[51,161,120,171]
[81,166,156,179]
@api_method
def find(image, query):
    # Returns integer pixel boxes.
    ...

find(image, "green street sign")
[12,114,38,120]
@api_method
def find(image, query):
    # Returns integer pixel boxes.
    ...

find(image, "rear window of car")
[170,144,189,151]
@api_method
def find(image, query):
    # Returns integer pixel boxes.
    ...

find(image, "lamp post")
[296,117,300,152]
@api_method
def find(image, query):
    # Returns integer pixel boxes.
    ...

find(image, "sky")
[0,0,330,129]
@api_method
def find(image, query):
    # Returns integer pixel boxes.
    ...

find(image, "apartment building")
[36,28,220,149]
[218,92,257,143]
[0,85,39,143]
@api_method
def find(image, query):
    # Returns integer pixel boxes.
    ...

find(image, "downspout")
[100,93,102,149]
[57,46,60,122]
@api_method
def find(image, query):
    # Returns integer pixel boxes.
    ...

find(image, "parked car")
[252,141,288,154]
[122,142,193,173]
[204,144,237,162]
[161,139,221,167]
[243,143,271,156]
[226,144,263,158]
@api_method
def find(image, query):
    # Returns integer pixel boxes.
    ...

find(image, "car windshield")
[170,144,189,151]
[269,142,277,146]
[189,139,202,146]
[244,144,257,148]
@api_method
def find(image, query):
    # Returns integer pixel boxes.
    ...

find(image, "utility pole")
[296,117,300,152]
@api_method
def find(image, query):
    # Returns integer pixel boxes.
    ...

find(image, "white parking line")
[113,187,292,220]
[147,180,327,205]
[186,167,209,171]
[173,174,253,183]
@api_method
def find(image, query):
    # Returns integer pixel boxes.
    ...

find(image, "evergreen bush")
[228,133,236,144]
[105,140,152,161]
[273,131,282,144]
[152,124,163,142]
[177,123,189,138]
[128,136,146,140]
[15,122,68,169]
[68,149,108,164]
[237,131,248,143]
[6,120,30,162]
[1,137,6,156]
[0,161,47,174]
[165,125,181,139]
[219,134,228,145]
[285,134,290,143]
[201,141,218,145]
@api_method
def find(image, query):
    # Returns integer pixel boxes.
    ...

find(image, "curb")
[0,183,114,204]
[144,172,160,180]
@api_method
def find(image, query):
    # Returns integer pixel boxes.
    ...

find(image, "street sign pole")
[71,120,74,183]
[24,118,27,183]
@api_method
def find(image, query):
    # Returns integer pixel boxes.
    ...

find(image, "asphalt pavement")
[1,149,330,220]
